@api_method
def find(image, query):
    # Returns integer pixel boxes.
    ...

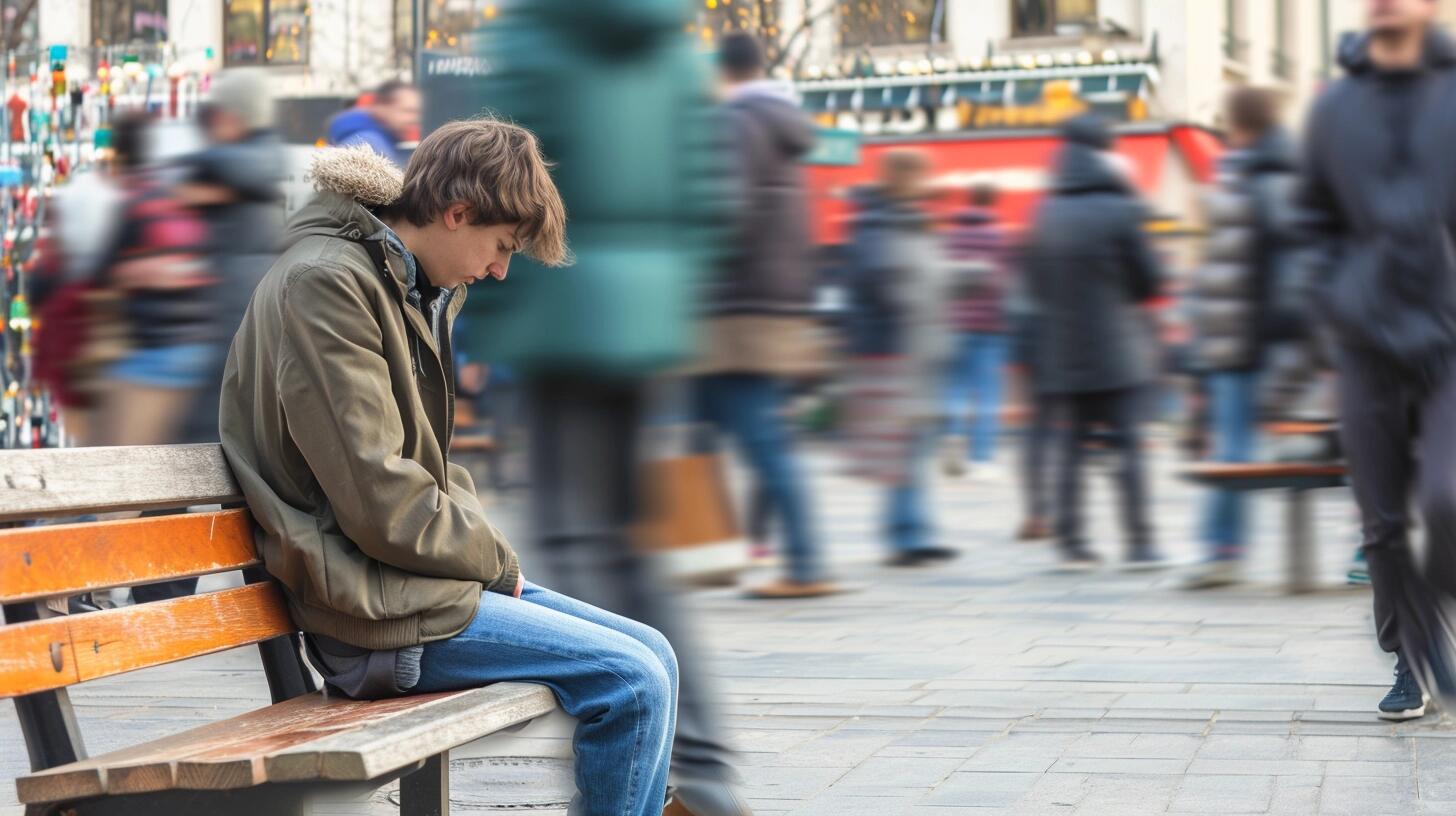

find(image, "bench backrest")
[0,445,296,700]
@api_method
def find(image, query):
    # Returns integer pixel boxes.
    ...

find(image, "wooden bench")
[1,444,559,815]
[1180,461,1348,594]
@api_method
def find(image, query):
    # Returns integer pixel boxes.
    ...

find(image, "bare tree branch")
[5,0,41,54]
[767,0,839,73]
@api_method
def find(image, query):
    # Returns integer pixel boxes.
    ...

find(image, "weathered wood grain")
[0,510,257,603]
[0,445,241,521]
[0,616,80,699]
[262,683,558,782]
[17,684,560,803]
[0,583,292,697]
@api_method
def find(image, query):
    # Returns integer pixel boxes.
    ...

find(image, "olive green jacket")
[220,147,519,650]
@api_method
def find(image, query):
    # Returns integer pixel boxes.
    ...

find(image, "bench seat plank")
[17,683,559,804]
[0,510,257,604]
[0,583,292,697]
[0,445,242,522]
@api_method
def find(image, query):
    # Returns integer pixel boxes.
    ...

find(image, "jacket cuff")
[487,550,521,597]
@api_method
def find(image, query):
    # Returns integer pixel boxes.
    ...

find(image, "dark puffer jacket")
[1024,138,1164,395]
[1188,129,1300,373]
[1301,28,1456,375]
[707,81,817,316]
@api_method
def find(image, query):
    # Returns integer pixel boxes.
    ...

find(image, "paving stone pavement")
[4,436,1455,814]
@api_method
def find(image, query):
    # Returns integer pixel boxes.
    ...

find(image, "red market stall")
[805,122,1224,246]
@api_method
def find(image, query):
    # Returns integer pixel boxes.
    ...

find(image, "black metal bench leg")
[1287,489,1316,594]
[4,601,86,771]
[400,752,449,816]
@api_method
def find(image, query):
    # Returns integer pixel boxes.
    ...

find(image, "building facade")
[779,0,1368,136]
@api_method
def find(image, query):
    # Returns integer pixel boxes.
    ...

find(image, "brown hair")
[1225,86,1280,138]
[880,149,931,199]
[391,117,569,266]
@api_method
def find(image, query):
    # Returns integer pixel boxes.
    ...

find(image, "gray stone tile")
[1195,735,1295,760]
[1186,758,1324,776]
[1050,757,1189,775]
[923,772,1041,808]
[1318,775,1417,816]
[1169,775,1276,814]
[830,756,965,791]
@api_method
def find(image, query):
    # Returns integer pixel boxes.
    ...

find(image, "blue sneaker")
[1378,668,1429,721]
[1348,549,1370,587]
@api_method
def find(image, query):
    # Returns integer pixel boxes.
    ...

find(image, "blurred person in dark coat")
[1182,87,1301,590]
[843,151,960,567]
[940,182,1016,480]
[326,79,421,168]
[1300,0,1456,721]
[1024,114,1165,571]
[173,68,285,444]
[692,32,842,600]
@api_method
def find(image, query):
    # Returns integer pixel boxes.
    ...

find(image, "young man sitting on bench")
[219,118,679,816]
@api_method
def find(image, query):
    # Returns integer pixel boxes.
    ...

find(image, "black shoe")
[885,547,958,567]
[1378,667,1429,721]
[1057,547,1102,572]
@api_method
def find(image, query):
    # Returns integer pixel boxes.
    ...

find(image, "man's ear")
[442,202,472,232]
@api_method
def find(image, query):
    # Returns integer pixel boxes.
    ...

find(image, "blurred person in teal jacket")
[444,2,751,813]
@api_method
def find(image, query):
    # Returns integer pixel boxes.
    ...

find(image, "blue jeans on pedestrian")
[694,373,824,583]
[887,430,935,552]
[414,583,678,816]
[944,332,1009,462]
[1201,371,1259,560]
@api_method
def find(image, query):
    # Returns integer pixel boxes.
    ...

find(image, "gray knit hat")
[207,68,275,132]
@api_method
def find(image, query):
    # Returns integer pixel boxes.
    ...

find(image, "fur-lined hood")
[309,145,403,206]
[279,146,432,302]
[284,146,403,249]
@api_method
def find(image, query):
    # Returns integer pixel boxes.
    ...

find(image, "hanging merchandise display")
[0,40,210,447]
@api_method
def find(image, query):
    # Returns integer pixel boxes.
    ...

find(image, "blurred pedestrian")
[32,134,128,444]
[940,182,1015,480]
[1182,87,1301,590]
[1300,0,1456,720]
[1024,115,1165,571]
[326,79,421,167]
[88,112,213,451]
[843,150,960,567]
[174,68,285,444]
[1008,240,1056,542]
[694,32,842,599]
[454,10,756,814]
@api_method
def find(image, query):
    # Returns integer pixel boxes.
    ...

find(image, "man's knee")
[605,638,675,713]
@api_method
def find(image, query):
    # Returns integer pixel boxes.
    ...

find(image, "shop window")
[91,0,167,47]
[840,0,948,49]
[225,0,310,66]
[1011,0,1098,37]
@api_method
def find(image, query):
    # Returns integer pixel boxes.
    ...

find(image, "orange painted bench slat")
[0,510,257,604]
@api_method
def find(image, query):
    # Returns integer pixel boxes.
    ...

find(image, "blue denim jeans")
[413,583,678,816]
[887,430,935,553]
[694,373,824,583]
[1201,371,1259,559]
[944,332,1009,462]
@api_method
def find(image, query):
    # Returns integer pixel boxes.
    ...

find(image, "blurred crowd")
[27,0,1456,808]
